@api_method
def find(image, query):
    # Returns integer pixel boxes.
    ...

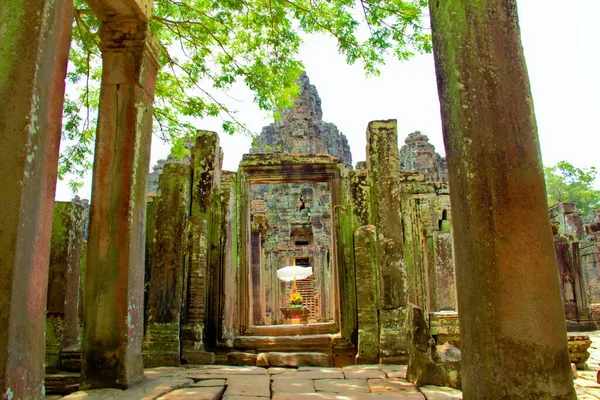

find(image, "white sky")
[55,0,600,200]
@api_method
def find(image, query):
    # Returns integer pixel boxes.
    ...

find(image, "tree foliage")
[544,161,600,219]
[60,0,431,191]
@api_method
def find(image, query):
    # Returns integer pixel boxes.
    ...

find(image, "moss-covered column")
[429,1,574,397]
[366,120,407,310]
[82,19,161,389]
[334,205,357,343]
[46,202,85,373]
[181,130,220,363]
[0,0,72,397]
[142,163,191,367]
[354,226,380,364]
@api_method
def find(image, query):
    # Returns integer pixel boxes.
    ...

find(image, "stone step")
[45,372,80,395]
[233,334,335,353]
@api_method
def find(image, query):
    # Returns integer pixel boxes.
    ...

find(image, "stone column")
[430,1,575,397]
[46,202,85,373]
[251,231,263,325]
[82,19,161,389]
[143,163,191,367]
[366,120,407,310]
[354,226,380,364]
[180,130,220,363]
[0,0,72,397]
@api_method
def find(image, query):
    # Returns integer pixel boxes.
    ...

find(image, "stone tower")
[399,131,448,182]
[250,73,352,168]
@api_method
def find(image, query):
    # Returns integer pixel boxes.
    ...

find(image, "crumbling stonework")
[399,131,448,182]
[251,73,352,168]
[405,304,461,390]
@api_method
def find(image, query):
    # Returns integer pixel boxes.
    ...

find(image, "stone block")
[228,352,258,366]
[257,352,329,367]
[568,335,592,367]
[379,309,409,365]
[181,350,216,365]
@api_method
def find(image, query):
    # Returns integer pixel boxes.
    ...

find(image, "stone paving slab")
[118,377,193,399]
[419,385,462,399]
[314,378,370,394]
[298,367,343,373]
[222,396,270,400]
[273,393,425,400]
[202,366,268,375]
[190,379,227,387]
[342,365,382,372]
[268,367,291,375]
[362,394,425,399]
[344,369,386,379]
[381,366,408,380]
[224,375,271,397]
[272,370,345,380]
[61,389,125,399]
[156,386,225,399]
[272,379,315,393]
[368,378,419,393]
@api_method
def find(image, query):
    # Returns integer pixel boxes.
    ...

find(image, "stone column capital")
[98,19,164,92]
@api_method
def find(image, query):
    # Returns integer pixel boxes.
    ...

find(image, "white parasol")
[277,266,313,282]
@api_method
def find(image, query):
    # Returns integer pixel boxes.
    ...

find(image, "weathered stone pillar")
[82,17,161,388]
[46,202,85,373]
[0,0,72,397]
[354,226,380,364]
[181,130,220,363]
[366,120,407,310]
[334,205,358,343]
[251,231,264,325]
[430,1,575,397]
[143,163,191,367]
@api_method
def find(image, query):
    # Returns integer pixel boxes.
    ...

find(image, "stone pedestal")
[82,19,161,389]
[0,0,72,397]
[430,1,575,397]
[281,307,310,324]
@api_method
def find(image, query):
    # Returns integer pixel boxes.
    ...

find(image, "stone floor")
[45,331,600,400]
[49,365,460,399]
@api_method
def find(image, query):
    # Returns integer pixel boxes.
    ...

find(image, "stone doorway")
[235,154,348,338]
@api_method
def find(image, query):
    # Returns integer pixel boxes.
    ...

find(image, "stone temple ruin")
[40,73,600,396]
[1,2,595,398]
